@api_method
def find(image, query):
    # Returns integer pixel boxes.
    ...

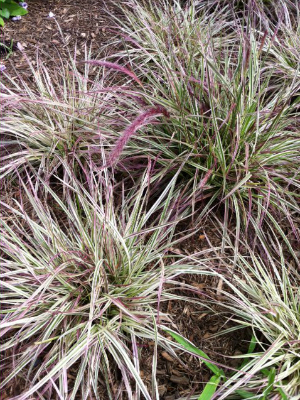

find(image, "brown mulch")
[1,1,252,399]
[1,0,117,75]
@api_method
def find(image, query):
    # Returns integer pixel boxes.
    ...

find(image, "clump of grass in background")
[193,0,299,28]
[164,235,300,399]
[263,21,300,99]
[0,43,172,191]
[0,163,210,399]
[1,46,99,179]
[102,0,300,246]
[214,239,300,399]
[0,45,137,181]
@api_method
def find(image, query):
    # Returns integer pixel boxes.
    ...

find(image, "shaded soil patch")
[140,300,250,399]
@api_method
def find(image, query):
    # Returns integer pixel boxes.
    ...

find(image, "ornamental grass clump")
[0,45,172,186]
[194,0,299,26]
[262,21,300,98]
[211,240,300,399]
[103,0,300,241]
[163,235,300,399]
[0,164,199,399]
[0,46,133,180]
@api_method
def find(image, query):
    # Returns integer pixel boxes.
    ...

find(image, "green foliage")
[164,329,224,377]
[164,329,225,400]
[0,39,14,59]
[198,375,222,400]
[0,0,28,26]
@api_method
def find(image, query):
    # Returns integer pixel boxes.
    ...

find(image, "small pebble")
[17,42,24,51]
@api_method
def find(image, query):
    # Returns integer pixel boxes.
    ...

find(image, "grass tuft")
[101,0,300,242]
[0,165,199,399]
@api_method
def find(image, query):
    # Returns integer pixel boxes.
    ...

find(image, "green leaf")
[164,329,224,377]
[276,387,288,400]
[0,16,4,26]
[239,335,257,370]
[2,2,28,16]
[262,368,276,399]
[198,375,221,400]
[235,389,256,398]
[0,8,10,18]
[261,368,271,376]
[247,336,257,354]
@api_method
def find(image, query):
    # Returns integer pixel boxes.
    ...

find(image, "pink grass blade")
[82,60,144,87]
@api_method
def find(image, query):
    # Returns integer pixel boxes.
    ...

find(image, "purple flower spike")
[19,2,28,9]
[12,16,22,21]
[107,105,170,167]
[0,64,6,72]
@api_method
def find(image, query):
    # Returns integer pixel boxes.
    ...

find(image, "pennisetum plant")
[0,162,218,399]
[212,237,300,399]
[0,44,133,181]
[160,229,300,399]
[95,0,300,249]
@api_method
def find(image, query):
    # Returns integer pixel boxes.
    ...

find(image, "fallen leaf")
[161,351,174,362]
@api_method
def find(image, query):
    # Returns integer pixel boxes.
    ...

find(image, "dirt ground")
[1,0,117,75]
[1,1,252,398]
